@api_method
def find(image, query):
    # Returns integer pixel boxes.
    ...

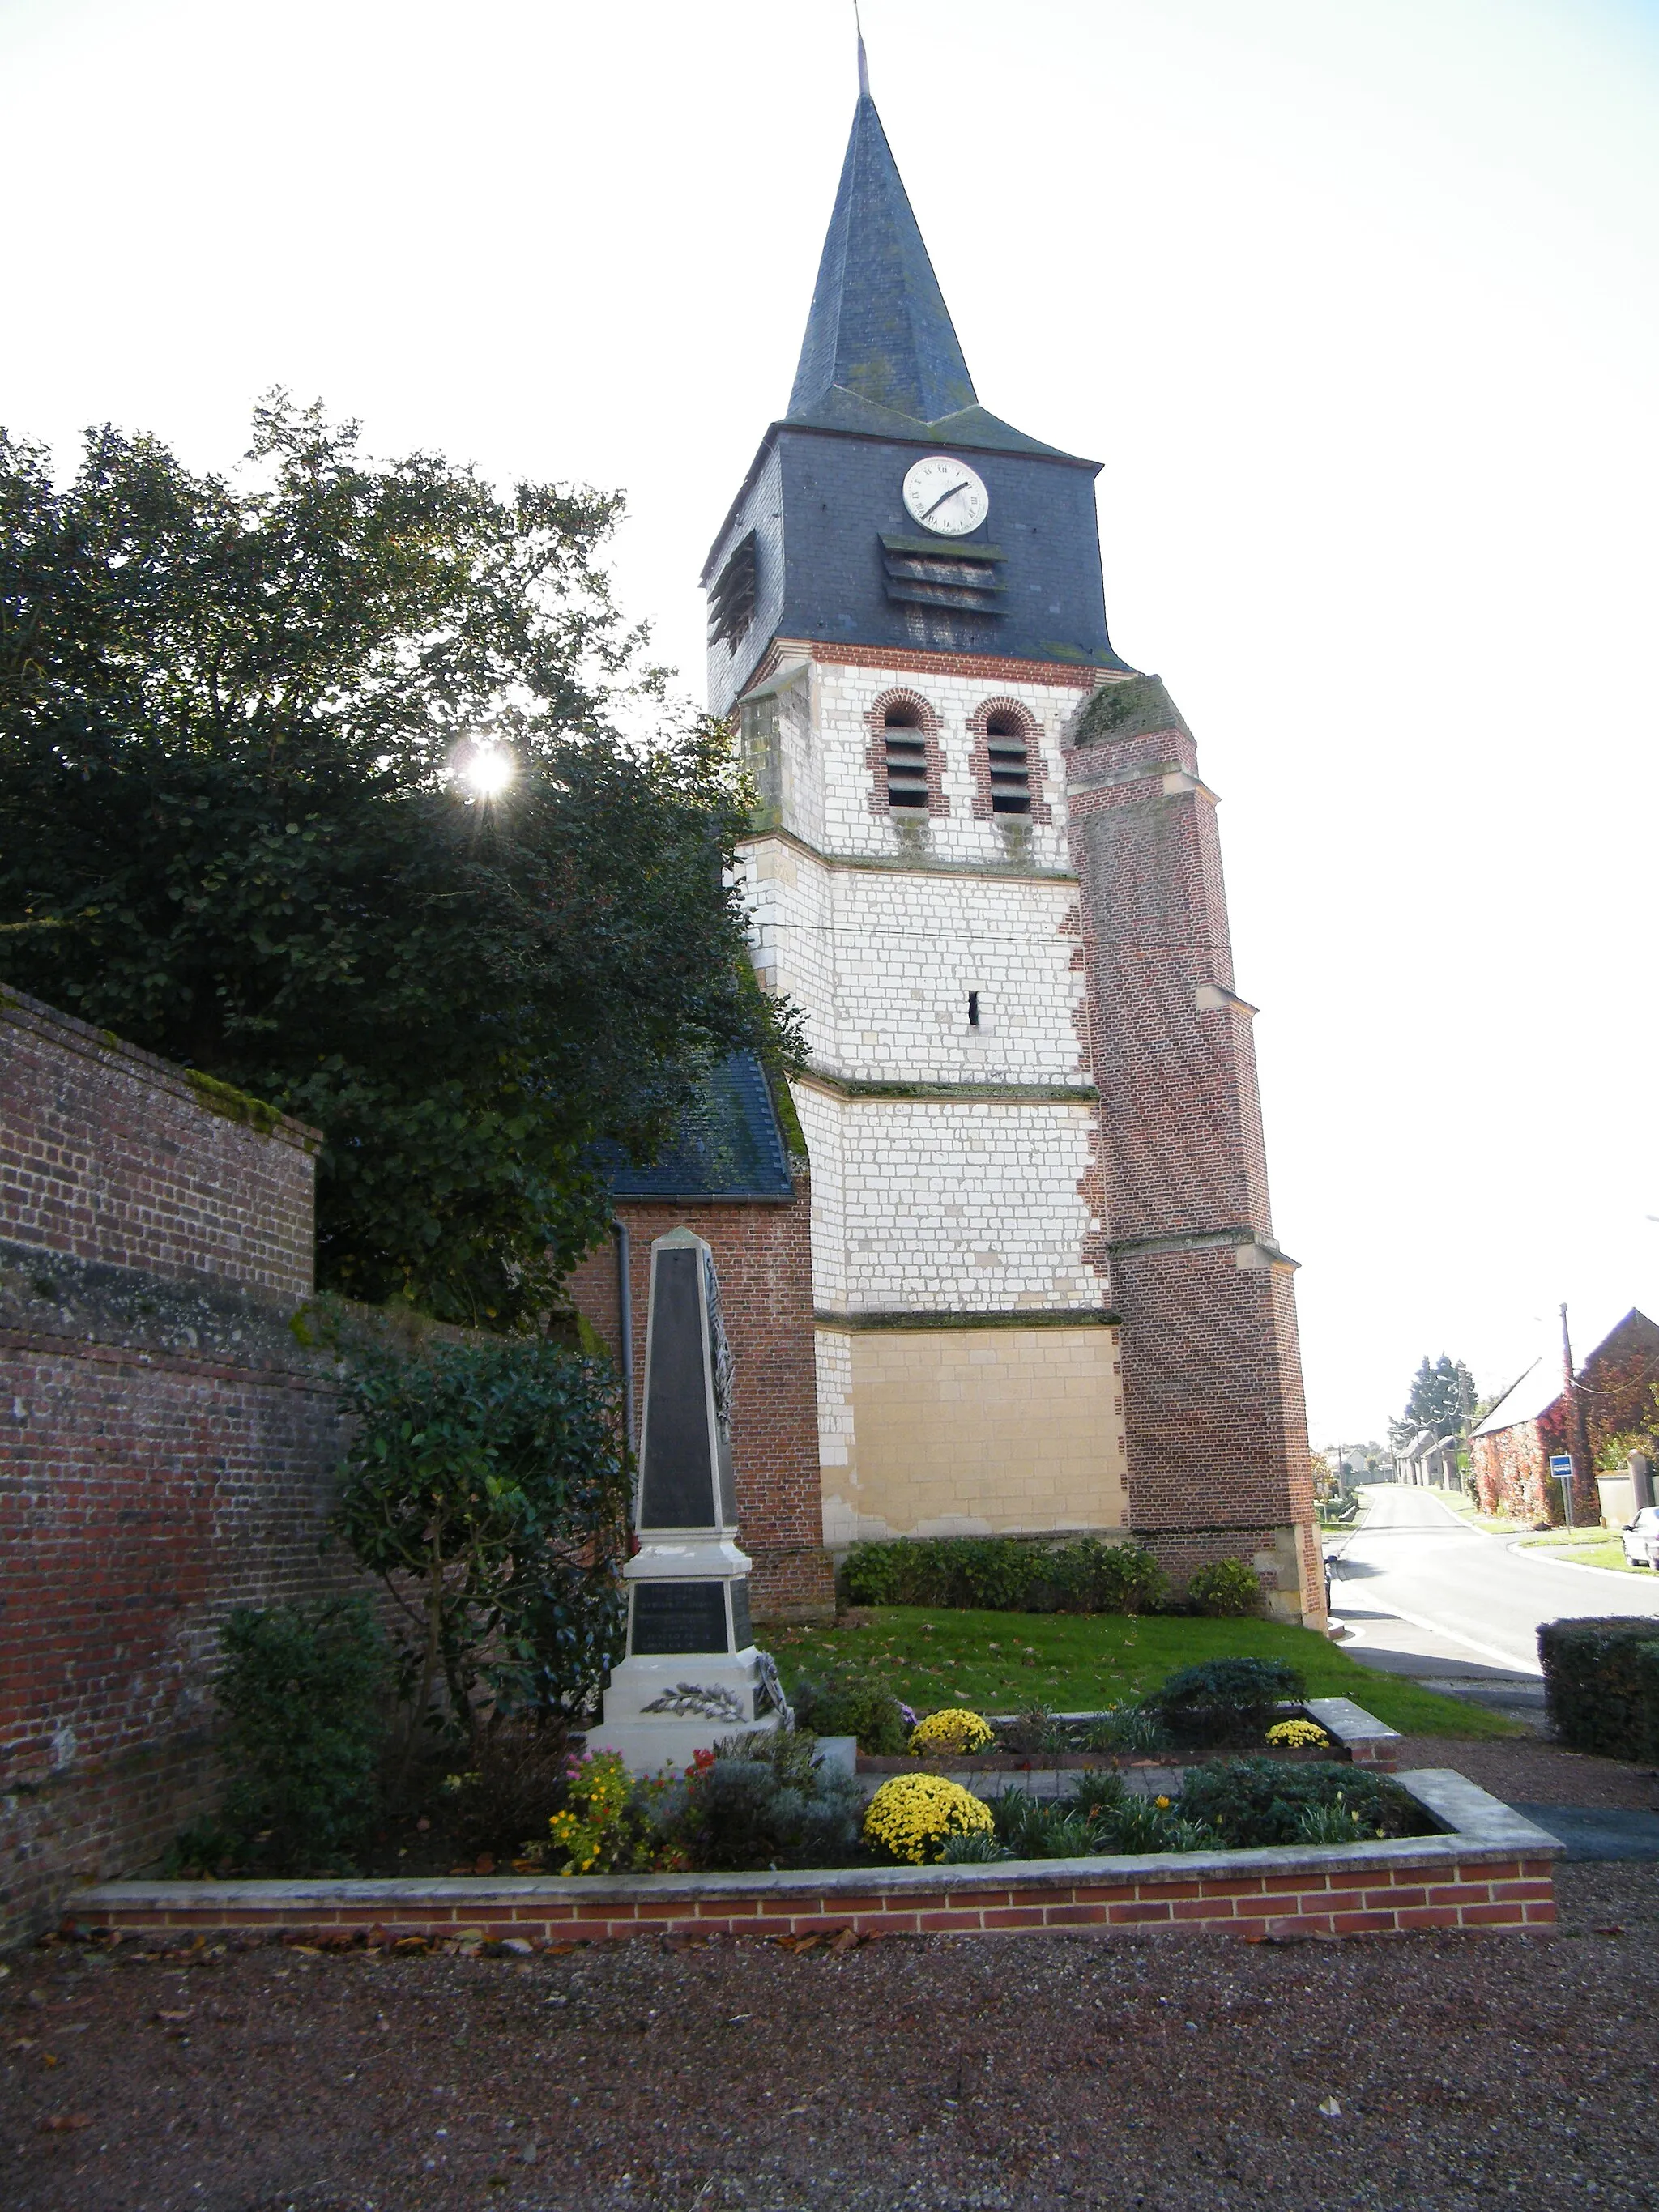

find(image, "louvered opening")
[985,710,1031,815]
[883,705,929,809]
[706,531,757,650]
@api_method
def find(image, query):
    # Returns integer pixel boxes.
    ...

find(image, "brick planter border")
[62,1771,1556,1946]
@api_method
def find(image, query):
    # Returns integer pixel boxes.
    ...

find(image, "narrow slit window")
[882,704,929,808]
[984,710,1031,814]
[967,991,980,1028]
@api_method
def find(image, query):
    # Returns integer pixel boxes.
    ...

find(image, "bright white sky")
[6,0,1658,1447]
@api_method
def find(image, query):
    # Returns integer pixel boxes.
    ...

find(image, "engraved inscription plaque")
[729,1579,752,1654]
[631,1581,730,1656]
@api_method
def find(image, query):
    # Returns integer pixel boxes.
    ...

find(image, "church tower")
[702,57,1321,1623]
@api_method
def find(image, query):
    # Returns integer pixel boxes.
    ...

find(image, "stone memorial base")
[587,1647,783,1775]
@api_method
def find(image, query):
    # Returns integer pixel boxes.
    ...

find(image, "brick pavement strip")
[62,1771,1559,1946]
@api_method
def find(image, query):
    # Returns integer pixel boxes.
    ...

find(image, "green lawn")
[1516,1532,1643,1575]
[770,1607,1520,1739]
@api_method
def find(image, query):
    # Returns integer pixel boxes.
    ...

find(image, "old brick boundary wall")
[1,989,346,1939]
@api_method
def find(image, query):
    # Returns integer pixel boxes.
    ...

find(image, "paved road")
[1326,1484,1659,1681]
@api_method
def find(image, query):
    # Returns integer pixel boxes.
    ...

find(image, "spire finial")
[855,2,869,98]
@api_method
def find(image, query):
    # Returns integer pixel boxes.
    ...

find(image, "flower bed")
[63,1771,1559,1946]
[858,1697,1401,1775]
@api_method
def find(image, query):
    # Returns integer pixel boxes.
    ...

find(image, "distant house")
[1393,1430,1463,1490]
[1469,1308,1659,1526]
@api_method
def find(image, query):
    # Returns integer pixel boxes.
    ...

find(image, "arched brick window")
[968,698,1051,824]
[867,690,947,816]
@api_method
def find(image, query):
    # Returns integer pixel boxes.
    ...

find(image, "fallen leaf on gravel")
[828,1929,859,1953]
[1593,1924,1625,1937]
[1318,2095,1342,2118]
[10,2037,37,2052]
[37,2113,92,2133]
[152,2009,194,2023]
[393,1937,429,1954]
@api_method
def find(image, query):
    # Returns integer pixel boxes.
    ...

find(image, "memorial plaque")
[729,1579,752,1654]
[631,1581,730,1656]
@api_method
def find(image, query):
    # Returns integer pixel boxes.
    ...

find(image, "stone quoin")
[574,60,1319,1617]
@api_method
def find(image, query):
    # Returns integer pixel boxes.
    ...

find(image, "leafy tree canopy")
[0,398,791,1323]
[1388,1354,1477,1449]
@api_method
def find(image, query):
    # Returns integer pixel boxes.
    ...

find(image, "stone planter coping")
[64,1771,1557,1947]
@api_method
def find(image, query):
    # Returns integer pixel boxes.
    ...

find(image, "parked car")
[1619,1506,1659,1568]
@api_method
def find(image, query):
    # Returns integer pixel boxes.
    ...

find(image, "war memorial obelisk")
[589,1228,787,1771]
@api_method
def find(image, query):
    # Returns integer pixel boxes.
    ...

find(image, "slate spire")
[787,67,977,427]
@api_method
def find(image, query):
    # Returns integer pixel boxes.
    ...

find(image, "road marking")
[1330,1592,1543,1677]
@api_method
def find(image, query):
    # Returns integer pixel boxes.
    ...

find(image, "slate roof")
[604,1052,793,1202]
[785,89,1076,462]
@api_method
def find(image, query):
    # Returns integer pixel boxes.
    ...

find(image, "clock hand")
[919,479,972,521]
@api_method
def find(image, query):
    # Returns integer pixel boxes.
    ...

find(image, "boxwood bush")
[1148,1656,1304,1745]
[1537,1617,1659,1761]
[842,1536,1169,1616]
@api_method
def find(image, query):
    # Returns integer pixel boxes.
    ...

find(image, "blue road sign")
[1550,1454,1574,1479]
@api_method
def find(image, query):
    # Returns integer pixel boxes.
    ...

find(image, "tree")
[331,1334,632,1745]
[1390,1354,1478,1447]
[0,399,791,1324]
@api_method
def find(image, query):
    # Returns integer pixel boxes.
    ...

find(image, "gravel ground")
[1392,1739,1659,1811]
[5,1861,1657,2212]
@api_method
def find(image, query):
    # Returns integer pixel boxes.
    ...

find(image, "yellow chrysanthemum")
[908,1708,995,1757]
[1265,1719,1329,1749]
[863,1775,994,1865]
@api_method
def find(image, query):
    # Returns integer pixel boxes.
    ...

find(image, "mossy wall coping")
[1072,673,1190,751]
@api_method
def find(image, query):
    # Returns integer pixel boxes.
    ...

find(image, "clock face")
[902,454,990,537]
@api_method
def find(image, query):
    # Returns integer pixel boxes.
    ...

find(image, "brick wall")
[0,1251,352,1937]
[1066,692,1320,1622]
[0,995,342,1937]
[65,1849,1556,1946]
[0,988,318,1296]
[563,1190,834,1623]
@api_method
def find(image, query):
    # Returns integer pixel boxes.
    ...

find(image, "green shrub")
[1082,1703,1168,1755]
[333,1336,630,1744]
[1537,1617,1659,1761]
[1149,1657,1304,1745]
[660,1731,863,1871]
[1176,1758,1428,1848]
[987,1782,1214,1859]
[432,1720,572,1860]
[939,1827,1012,1863]
[841,1535,1168,1616]
[790,1670,909,1754]
[995,1704,1073,1755]
[211,1598,391,1873]
[1185,1558,1263,1617]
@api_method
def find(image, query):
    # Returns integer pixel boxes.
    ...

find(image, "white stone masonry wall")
[794,1085,1102,1315]
[743,838,1085,1085]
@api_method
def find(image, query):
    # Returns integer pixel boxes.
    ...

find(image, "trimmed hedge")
[841,1536,1169,1616]
[1537,1617,1659,1762]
